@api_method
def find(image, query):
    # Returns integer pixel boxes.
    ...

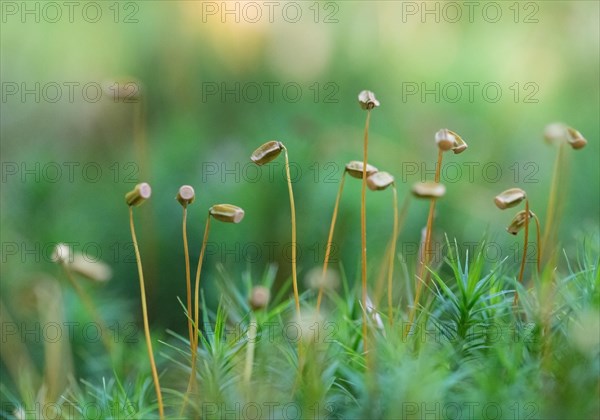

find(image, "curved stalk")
[316,173,346,313]
[182,206,193,354]
[194,215,212,361]
[181,213,211,416]
[129,206,164,419]
[281,146,305,372]
[282,146,300,318]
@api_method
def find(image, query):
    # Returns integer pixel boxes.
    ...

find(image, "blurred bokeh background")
[1,0,598,386]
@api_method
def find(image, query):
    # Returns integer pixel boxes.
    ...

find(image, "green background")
[1,1,598,338]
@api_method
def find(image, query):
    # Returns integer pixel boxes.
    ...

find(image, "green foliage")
[2,240,598,419]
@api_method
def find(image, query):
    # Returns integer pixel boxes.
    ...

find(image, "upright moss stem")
[250,141,301,365]
[282,146,300,318]
[316,173,346,313]
[129,206,164,419]
[361,110,371,354]
[182,206,193,354]
[181,213,211,416]
[193,215,211,384]
[387,184,399,327]
[282,146,305,371]
[182,204,244,415]
[406,149,443,338]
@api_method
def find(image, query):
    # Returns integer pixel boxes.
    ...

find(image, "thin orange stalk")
[182,206,194,352]
[129,206,164,419]
[281,145,305,372]
[181,213,211,416]
[282,146,300,318]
